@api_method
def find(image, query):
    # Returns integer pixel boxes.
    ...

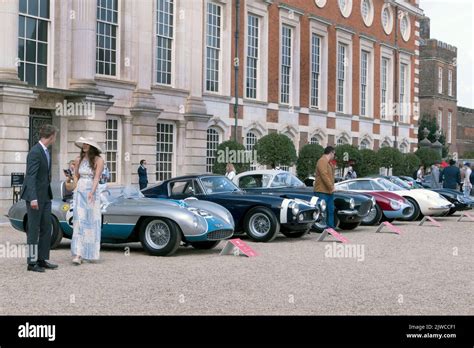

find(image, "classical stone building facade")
[0,0,423,215]
[418,16,458,153]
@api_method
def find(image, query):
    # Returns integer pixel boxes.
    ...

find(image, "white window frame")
[399,53,411,123]
[156,121,176,181]
[244,2,269,102]
[447,111,452,143]
[437,109,443,130]
[438,66,443,94]
[360,0,374,27]
[336,30,353,114]
[338,0,353,18]
[279,9,300,107]
[380,46,394,120]
[18,0,53,87]
[448,69,453,96]
[245,12,260,100]
[105,116,122,184]
[154,0,175,86]
[245,130,259,170]
[96,0,120,78]
[359,138,371,150]
[360,39,374,118]
[381,3,394,35]
[309,18,328,111]
[206,127,221,173]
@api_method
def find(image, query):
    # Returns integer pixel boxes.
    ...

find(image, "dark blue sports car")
[142,175,321,242]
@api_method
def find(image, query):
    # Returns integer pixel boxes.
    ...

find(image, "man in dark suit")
[439,159,461,190]
[138,159,148,190]
[20,124,59,272]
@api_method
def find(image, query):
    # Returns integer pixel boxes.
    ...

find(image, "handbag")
[65,176,78,192]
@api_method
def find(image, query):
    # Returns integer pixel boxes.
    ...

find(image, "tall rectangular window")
[156,0,174,85]
[448,70,453,96]
[337,43,347,113]
[399,63,407,123]
[310,34,321,108]
[360,50,369,116]
[156,123,174,181]
[447,112,452,143]
[18,0,50,86]
[106,118,119,183]
[205,2,222,92]
[280,25,292,104]
[96,0,118,76]
[381,57,389,120]
[437,109,443,130]
[246,14,259,99]
[438,66,443,94]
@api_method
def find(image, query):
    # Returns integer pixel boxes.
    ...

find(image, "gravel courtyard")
[0,216,472,316]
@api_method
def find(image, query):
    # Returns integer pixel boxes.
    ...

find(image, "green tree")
[394,153,421,176]
[376,147,403,174]
[462,150,474,159]
[335,144,362,173]
[417,114,449,157]
[212,140,250,175]
[296,143,324,180]
[358,149,380,177]
[254,133,297,169]
[415,147,442,168]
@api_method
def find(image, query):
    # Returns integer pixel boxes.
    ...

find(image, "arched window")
[399,143,408,153]
[310,136,321,145]
[381,140,391,148]
[359,139,371,150]
[337,136,349,146]
[206,127,220,173]
[245,131,258,171]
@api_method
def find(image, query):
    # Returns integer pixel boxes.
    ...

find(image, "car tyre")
[281,229,309,238]
[139,217,181,256]
[189,241,221,249]
[401,197,420,221]
[25,215,63,249]
[338,222,360,230]
[244,207,279,242]
[361,204,382,226]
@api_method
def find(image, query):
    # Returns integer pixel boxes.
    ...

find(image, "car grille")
[207,229,233,241]
[357,200,373,216]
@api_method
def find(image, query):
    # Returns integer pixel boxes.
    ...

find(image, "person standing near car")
[440,159,461,190]
[20,124,59,272]
[71,137,105,265]
[430,162,441,189]
[462,162,472,198]
[416,165,424,183]
[138,159,148,190]
[314,146,336,229]
[225,163,237,180]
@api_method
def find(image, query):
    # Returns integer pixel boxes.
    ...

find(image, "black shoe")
[27,264,45,273]
[38,260,58,270]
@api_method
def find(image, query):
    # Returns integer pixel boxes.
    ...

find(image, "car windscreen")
[390,177,411,189]
[200,176,240,194]
[376,178,403,191]
[271,173,306,188]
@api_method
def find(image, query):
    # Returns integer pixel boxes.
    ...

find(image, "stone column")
[69,0,97,90]
[122,114,133,185]
[182,0,211,174]
[0,0,20,81]
[0,85,37,216]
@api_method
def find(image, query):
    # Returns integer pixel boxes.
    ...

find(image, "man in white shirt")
[463,162,472,198]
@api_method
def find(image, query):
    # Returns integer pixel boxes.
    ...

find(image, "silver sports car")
[7,183,235,256]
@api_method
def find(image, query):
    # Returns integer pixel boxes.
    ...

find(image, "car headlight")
[319,199,326,212]
[349,198,355,210]
[289,201,300,215]
[298,214,304,221]
[389,199,401,210]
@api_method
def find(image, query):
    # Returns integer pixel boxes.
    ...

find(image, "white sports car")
[335,177,454,220]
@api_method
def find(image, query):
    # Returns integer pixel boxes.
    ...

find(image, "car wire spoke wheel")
[145,220,171,249]
[249,213,271,237]
[363,207,377,223]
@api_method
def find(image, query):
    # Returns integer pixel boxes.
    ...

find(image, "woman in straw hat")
[70,137,105,265]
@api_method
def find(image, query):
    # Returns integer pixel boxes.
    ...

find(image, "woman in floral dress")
[71,137,105,265]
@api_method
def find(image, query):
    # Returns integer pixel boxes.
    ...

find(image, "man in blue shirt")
[439,159,461,190]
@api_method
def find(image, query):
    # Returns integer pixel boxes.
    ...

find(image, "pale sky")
[420,0,474,108]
